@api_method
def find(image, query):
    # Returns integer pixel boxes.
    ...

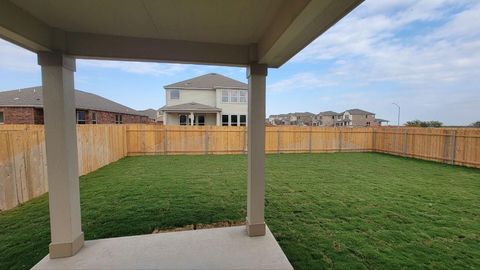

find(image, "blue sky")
[1,0,479,125]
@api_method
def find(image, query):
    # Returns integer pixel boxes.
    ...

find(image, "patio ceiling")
[0,0,363,67]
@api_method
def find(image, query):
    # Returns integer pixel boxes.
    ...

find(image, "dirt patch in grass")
[152,220,246,234]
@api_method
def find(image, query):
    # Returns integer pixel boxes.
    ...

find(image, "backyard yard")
[0,152,479,269]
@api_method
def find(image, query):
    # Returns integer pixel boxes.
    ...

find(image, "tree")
[405,120,443,127]
[471,121,480,128]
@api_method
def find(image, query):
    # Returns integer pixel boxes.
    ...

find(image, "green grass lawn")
[1,153,479,269]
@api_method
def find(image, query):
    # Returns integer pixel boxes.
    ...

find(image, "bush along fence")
[0,124,479,210]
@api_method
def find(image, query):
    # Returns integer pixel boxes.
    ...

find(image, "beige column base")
[246,222,266,237]
[49,232,84,259]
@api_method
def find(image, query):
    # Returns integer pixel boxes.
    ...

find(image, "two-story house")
[336,109,376,127]
[160,73,248,126]
[317,111,342,127]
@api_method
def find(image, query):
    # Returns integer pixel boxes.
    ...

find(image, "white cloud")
[293,0,480,87]
[77,60,189,76]
[268,73,337,93]
[0,39,38,72]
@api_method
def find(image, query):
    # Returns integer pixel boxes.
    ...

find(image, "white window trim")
[170,89,180,100]
[220,89,248,104]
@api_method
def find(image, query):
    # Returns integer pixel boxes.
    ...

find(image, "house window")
[92,112,97,124]
[240,115,246,126]
[179,114,188,125]
[231,115,238,126]
[239,90,247,103]
[222,90,229,103]
[170,89,180,100]
[0,112,4,124]
[230,90,238,103]
[366,122,370,126]
[76,111,86,124]
[115,114,123,124]
[197,115,205,126]
[222,115,229,126]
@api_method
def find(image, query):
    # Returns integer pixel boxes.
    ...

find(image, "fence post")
[403,128,408,156]
[204,127,209,155]
[277,128,280,154]
[451,130,457,165]
[309,126,312,153]
[339,129,343,152]
[163,126,167,155]
[244,127,247,154]
[371,128,376,152]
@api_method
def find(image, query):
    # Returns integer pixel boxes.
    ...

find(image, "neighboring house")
[374,119,389,126]
[270,109,383,127]
[268,114,291,125]
[0,87,149,124]
[317,111,342,127]
[268,112,316,126]
[289,112,316,126]
[160,73,248,126]
[139,109,163,124]
[340,109,376,127]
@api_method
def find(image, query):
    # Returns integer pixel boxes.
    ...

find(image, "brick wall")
[0,107,36,124]
[0,107,149,124]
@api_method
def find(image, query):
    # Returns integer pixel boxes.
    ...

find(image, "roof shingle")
[0,87,145,116]
[164,73,247,89]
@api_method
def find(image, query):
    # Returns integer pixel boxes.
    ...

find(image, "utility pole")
[392,103,400,127]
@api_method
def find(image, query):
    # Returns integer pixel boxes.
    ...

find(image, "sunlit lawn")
[1,153,479,269]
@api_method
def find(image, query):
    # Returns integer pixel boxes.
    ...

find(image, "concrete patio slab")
[32,225,293,270]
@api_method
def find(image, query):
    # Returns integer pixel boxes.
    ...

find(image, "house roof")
[375,119,389,123]
[164,73,247,90]
[345,109,375,115]
[160,102,221,112]
[319,111,341,116]
[0,87,145,116]
[1,1,362,68]
[139,109,158,120]
[290,112,315,117]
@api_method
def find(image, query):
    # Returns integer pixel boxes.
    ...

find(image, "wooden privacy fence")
[373,128,480,168]
[0,125,127,210]
[125,125,374,155]
[0,124,479,210]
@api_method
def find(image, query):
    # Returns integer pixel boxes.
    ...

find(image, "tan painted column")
[38,52,84,258]
[216,112,221,126]
[246,63,267,236]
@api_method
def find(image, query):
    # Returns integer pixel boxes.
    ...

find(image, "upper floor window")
[0,111,4,124]
[170,89,180,100]
[230,90,238,103]
[239,91,247,103]
[222,90,229,102]
[221,89,247,103]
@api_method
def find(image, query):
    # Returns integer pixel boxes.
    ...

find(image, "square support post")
[38,52,84,258]
[246,63,267,236]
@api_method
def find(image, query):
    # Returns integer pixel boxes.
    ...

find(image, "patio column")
[216,112,221,126]
[190,112,195,126]
[246,63,267,236]
[38,52,84,258]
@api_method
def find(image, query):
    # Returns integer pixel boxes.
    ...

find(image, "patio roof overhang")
[0,0,362,68]
[0,0,364,265]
